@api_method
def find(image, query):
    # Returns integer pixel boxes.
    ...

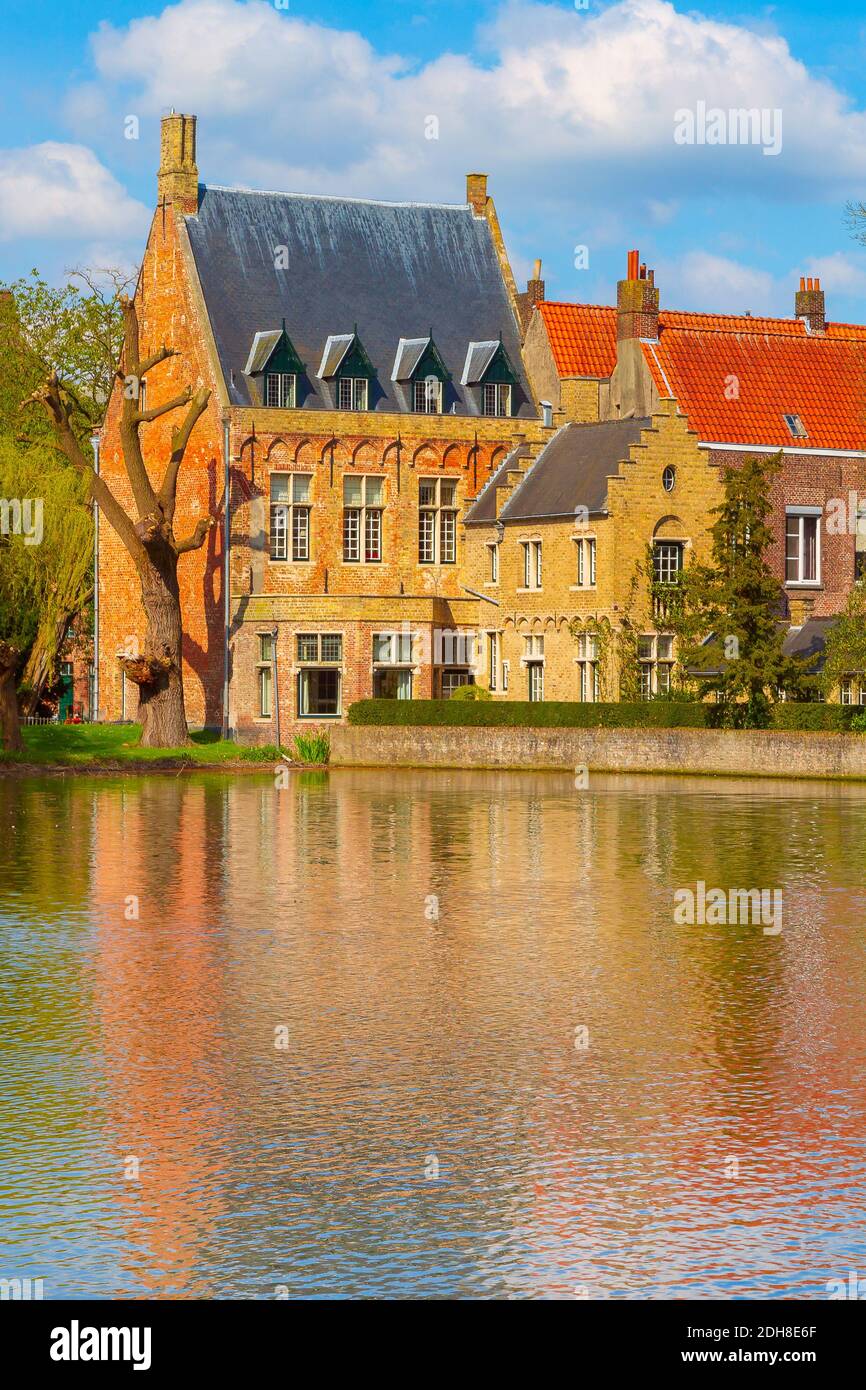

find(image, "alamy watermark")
[674,102,782,157]
[674,880,782,935]
[0,497,43,546]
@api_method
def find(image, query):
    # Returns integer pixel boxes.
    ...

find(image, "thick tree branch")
[118,297,158,518]
[22,374,145,564]
[158,386,211,522]
[137,346,177,377]
[135,388,192,424]
[175,515,215,554]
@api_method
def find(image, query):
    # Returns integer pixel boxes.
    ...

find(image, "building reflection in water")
[3,770,864,1297]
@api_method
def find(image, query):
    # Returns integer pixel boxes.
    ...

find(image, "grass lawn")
[3,724,282,767]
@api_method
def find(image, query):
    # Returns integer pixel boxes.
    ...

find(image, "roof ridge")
[199,183,471,212]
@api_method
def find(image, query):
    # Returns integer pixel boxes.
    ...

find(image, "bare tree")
[26,297,213,746]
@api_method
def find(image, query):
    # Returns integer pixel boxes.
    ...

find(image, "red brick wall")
[709,447,866,618]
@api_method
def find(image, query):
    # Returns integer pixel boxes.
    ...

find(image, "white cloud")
[0,142,148,242]
[65,0,866,209]
[658,251,777,313]
[802,251,866,301]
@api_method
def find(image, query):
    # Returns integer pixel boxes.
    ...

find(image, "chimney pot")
[795,274,826,333]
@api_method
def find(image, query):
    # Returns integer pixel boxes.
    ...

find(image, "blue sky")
[4,0,866,320]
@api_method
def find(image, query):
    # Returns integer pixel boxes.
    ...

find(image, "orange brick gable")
[537,301,866,451]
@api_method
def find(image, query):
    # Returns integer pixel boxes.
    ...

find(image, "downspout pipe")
[91,432,100,722]
[221,415,231,740]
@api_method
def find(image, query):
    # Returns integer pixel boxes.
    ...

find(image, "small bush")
[292,730,331,763]
[449,683,491,701]
[850,711,866,733]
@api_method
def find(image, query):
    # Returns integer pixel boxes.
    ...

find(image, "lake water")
[1,768,865,1300]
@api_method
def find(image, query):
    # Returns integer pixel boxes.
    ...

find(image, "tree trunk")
[0,645,24,754]
[123,551,190,748]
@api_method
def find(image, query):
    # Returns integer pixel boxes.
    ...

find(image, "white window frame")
[487,631,498,691]
[482,382,512,417]
[337,377,369,411]
[413,377,443,414]
[266,372,296,409]
[785,507,821,586]
[576,632,599,702]
[419,477,458,564]
[486,542,499,584]
[270,473,312,562]
[343,475,384,564]
[373,631,414,665]
[575,536,597,588]
[528,661,544,702]
[520,540,542,591]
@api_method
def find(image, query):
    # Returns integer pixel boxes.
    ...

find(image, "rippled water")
[1,768,865,1299]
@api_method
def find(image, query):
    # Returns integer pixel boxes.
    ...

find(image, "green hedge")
[348,699,715,728]
[771,703,856,732]
[348,699,860,732]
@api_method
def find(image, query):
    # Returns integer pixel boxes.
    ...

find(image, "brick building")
[512,253,866,699]
[96,114,548,736]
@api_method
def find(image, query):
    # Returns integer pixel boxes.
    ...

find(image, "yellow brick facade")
[465,401,722,702]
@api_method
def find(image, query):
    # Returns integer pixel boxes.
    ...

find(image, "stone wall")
[330,724,866,780]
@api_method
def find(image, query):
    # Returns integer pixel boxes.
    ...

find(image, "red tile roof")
[536,301,866,451]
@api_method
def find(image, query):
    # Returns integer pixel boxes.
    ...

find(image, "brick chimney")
[158,111,199,213]
[617,248,659,341]
[795,276,826,334]
[605,249,659,419]
[466,173,488,216]
[526,258,545,307]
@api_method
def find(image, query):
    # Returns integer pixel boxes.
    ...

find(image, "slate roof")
[495,418,650,523]
[782,617,836,671]
[184,185,533,414]
[535,301,866,451]
[463,443,532,524]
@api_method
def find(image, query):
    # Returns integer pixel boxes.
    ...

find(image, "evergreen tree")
[674,452,812,726]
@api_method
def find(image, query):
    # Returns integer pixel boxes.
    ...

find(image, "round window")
[662,466,676,493]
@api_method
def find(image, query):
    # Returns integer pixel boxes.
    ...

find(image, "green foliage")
[0,267,130,442]
[348,699,858,733]
[449,682,491,701]
[348,699,716,728]
[850,711,866,733]
[292,730,331,763]
[821,582,866,697]
[673,452,813,725]
[0,439,91,659]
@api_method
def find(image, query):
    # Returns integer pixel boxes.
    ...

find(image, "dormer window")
[392,336,450,415]
[414,377,443,414]
[319,330,376,412]
[483,382,511,417]
[461,339,517,418]
[266,372,296,408]
[783,413,807,439]
[338,377,368,411]
[245,321,305,409]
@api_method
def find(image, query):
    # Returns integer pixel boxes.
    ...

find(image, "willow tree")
[27,297,212,746]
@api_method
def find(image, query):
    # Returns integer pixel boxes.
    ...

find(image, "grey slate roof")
[464,443,532,524]
[498,418,651,522]
[184,185,534,414]
[782,617,836,671]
